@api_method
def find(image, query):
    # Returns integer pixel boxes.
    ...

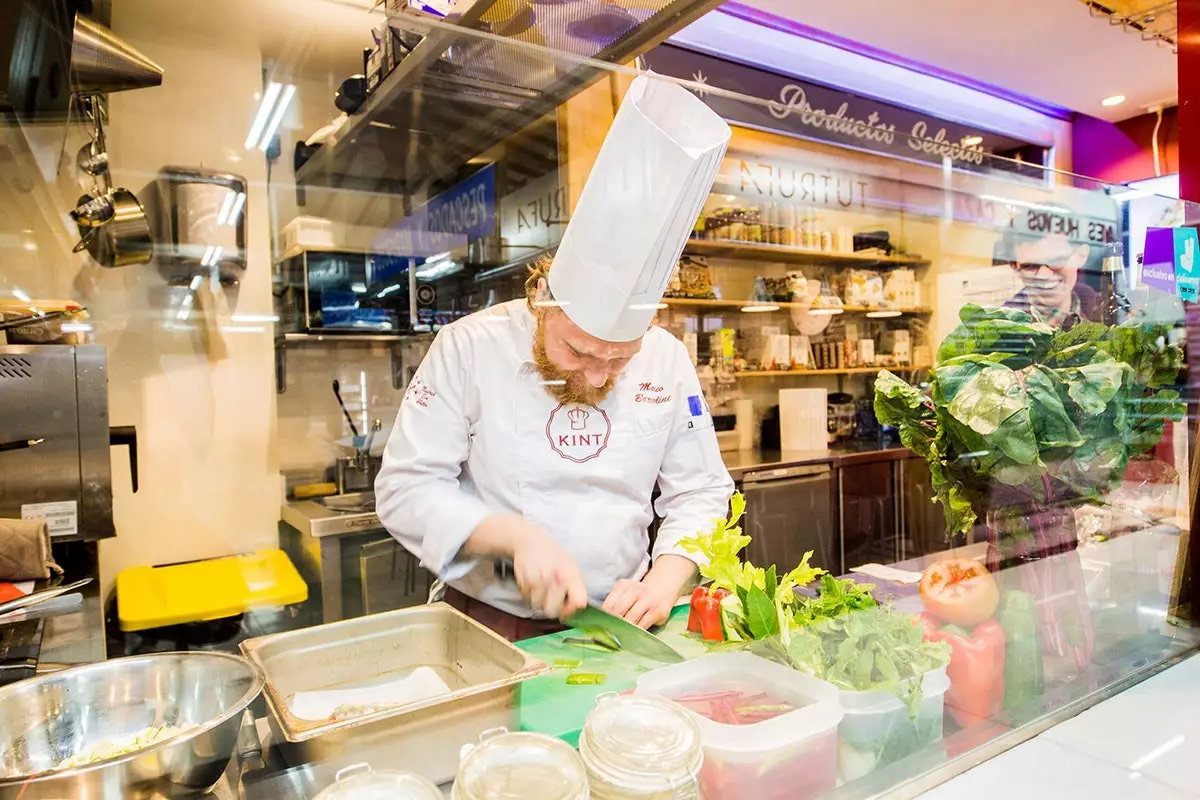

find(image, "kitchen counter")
[721,441,912,479]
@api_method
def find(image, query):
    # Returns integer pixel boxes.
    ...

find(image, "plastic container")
[836,667,950,785]
[636,652,842,800]
[579,694,703,800]
[453,728,589,800]
[314,763,443,800]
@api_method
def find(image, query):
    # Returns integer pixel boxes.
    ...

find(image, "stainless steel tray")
[239,603,549,782]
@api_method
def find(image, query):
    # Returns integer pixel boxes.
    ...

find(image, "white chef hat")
[548,74,731,342]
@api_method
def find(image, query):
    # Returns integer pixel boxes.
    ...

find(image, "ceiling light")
[1101,95,1126,107]
[230,313,279,323]
[961,135,983,147]
[741,304,779,313]
[866,310,903,318]
[808,307,843,316]
[628,302,668,310]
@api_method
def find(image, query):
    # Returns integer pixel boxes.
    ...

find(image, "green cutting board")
[516,605,707,746]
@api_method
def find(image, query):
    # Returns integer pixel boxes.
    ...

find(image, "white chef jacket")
[375,299,733,618]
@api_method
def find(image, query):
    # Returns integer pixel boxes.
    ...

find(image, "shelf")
[294,0,727,193]
[683,240,929,268]
[735,365,930,377]
[662,298,930,314]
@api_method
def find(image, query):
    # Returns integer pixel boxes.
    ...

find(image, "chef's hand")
[512,529,589,619]
[464,514,588,618]
[603,554,697,629]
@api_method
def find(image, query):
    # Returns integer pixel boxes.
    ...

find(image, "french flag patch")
[685,394,712,431]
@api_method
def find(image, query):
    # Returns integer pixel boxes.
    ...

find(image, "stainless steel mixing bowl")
[0,651,264,799]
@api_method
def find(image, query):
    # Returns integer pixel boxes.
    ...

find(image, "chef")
[376,75,734,641]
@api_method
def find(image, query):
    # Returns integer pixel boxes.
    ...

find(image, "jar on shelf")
[314,764,444,800]
[579,694,703,800]
[453,728,589,800]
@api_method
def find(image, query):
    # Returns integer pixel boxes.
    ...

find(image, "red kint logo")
[546,403,611,463]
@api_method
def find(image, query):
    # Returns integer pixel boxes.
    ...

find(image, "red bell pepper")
[690,587,730,641]
[921,612,1005,728]
[687,587,707,634]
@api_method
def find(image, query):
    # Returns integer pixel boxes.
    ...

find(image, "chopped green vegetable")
[566,673,606,685]
[562,636,619,653]
[553,658,583,669]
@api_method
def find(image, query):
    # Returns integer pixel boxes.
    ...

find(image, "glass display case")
[0,2,1197,798]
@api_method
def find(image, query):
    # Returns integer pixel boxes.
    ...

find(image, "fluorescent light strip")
[866,310,902,318]
[216,191,237,225]
[227,192,246,223]
[200,245,216,267]
[258,84,296,151]
[628,303,669,311]
[808,307,843,316]
[741,304,779,313]
[245,82,283,150]
[230,313,279,323]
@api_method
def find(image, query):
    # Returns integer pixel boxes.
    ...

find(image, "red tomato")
[919,558,999,627]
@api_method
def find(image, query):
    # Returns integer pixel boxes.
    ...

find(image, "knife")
[563,603,685,664]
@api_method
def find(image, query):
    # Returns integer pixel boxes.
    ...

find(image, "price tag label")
[21,501,79,538]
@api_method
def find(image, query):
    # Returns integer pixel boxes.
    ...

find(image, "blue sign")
[426,164,496,239]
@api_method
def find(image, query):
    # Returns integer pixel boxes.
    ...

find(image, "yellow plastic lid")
[116,549,308,632]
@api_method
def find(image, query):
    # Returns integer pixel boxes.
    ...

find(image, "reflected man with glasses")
[996,224,1101,329]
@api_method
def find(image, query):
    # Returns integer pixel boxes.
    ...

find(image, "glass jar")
[313,763,443,800]
[579,694,703,800]
[453,728,590,800]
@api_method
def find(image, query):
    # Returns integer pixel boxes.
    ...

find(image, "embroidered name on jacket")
[546,403,611,463]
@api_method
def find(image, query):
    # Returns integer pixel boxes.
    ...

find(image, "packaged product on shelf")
[781,205,797,246]
[819,230,833,253]
[740,327,787,371]
[836,227,855,254]
[879,329,911,365]
[761,276,792,301]
[846,270,885,306]
[746,207,763,244]
[853,230,893,255]
[786,271,811,302]
[711,328,736,371]
[665,257,715,299]
[858,339,875,366]
[883,268,916,307]
[728,209,747,241]
[790,335,811,369]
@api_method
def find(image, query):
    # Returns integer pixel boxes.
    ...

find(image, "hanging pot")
[74,188,153,267]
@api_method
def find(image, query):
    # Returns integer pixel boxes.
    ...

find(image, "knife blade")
[563,603,685,664]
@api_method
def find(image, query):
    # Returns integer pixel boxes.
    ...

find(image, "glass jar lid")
[581,695,702,781]
[454,728,588,800]
[313,764,443,800]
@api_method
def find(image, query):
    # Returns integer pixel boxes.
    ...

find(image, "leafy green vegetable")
[874,306,1185,539]
[778,606,950,718]
[745,586,780,639]
[791,575,878,627]
[681,494,826,643]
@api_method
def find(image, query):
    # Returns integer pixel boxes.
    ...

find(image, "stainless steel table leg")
[320,536,343,623]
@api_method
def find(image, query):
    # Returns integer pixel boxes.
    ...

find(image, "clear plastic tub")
[636,652,842,800]
[836,666,949,785]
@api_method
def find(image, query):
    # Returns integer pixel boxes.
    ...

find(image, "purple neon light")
[715,2,1074,122]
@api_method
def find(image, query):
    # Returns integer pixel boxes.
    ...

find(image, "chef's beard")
[532,321,616,407]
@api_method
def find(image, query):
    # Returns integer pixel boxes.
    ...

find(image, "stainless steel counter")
[280,500,380,539]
